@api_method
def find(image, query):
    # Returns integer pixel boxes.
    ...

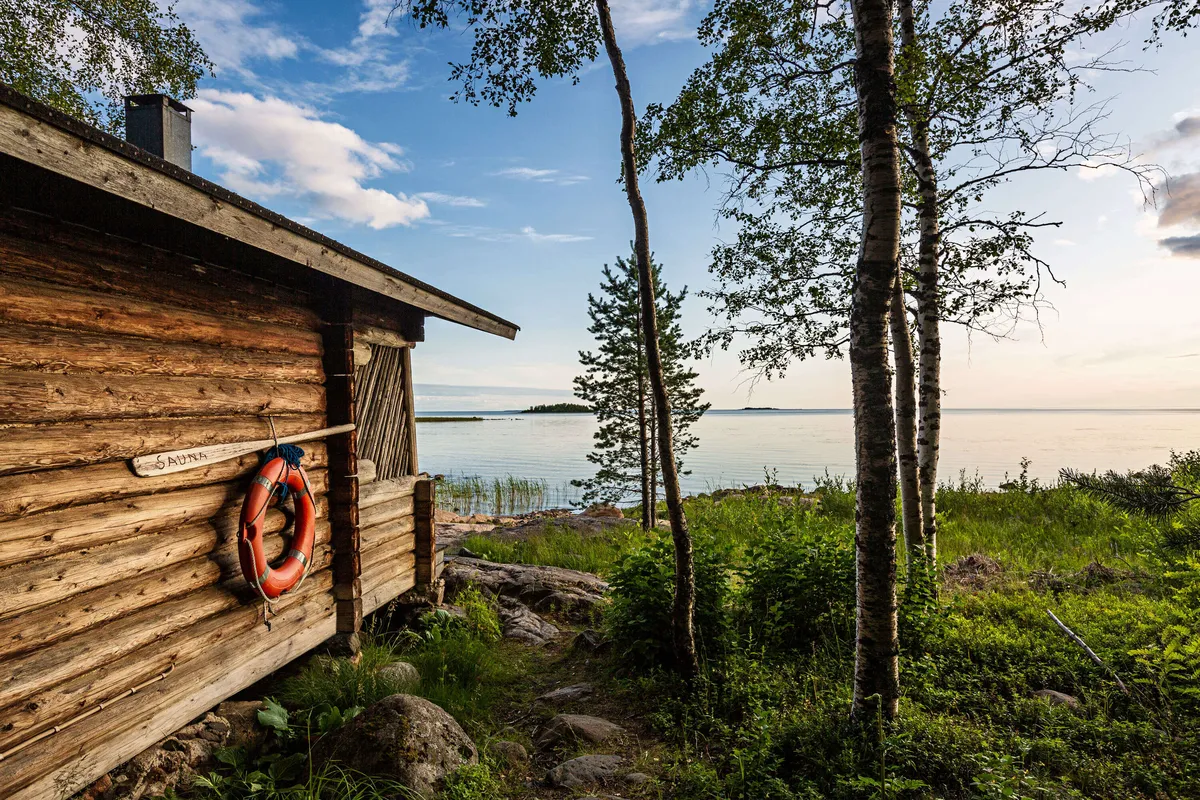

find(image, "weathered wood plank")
[0,575,334,782]
[362,562,417,616]
[0,371,325,424]
[0,522,222,621]
[360,529,416,564]
[358,476,418,510]
[0,323,326,383]
[358,459,377,485]
[0,277,324,355]
[360,547,417,586]
[0,103,518,339]
[0,412,327,475]
[414,478,436,588]
[0,472,328,568]
[354,325,414,350]
[0,557,219,658]
[0,214,322,330]
[0,444,326,521]
[358,494,414,530]
[402,346,419,474]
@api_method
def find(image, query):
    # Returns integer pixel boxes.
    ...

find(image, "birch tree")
[399,0,702,677]
[0,0,210,134]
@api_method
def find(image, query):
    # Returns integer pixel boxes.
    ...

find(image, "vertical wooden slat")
[401,345,419,475]
[414,478,436,589]
[322,293,362,649]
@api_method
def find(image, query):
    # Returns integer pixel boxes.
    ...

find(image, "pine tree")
[573,251,708,529]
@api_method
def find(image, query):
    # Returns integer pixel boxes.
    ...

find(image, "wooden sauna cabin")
[0,84,519,799]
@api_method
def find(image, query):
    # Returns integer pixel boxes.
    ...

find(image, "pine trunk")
[649,400,658,529]
[849,0,902,720]
[898,0,941,567]
[596,0,698,678]
[890,273,924,569]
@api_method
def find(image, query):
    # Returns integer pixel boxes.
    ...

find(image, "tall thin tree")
[399,0,701,677]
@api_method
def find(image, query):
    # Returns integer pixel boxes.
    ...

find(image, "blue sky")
[172,0,1200,411]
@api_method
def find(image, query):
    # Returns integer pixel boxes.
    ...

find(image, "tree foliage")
[0,0,211,134]
[573,251,708,510]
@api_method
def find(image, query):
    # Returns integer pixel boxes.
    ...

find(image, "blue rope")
[260,444,305,502]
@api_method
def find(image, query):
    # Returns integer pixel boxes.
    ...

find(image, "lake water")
[417,409,1200,506]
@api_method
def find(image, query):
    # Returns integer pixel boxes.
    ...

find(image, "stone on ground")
[537,683,595,703]
[313,694,477,797]
[581,503,624,519]
[536,714,625,749]
[446,557,609,622]
[379,660,421,687]
[488,740,530,765]
[546,754,627,789]
[1032,689,1080,708]
[498,595,559,645]
[95,711,235,799]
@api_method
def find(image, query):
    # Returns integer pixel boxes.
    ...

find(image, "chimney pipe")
[124,94,193,171]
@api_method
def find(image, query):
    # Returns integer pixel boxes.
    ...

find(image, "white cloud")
[517,226,592,243]
[174,0,298,75]
[416,192,487,207]
[190,90,430,229]
[610,0,699,44]
[440,224,592,243]
[490,167,590,186]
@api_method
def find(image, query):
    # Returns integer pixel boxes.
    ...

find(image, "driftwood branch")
[1046,610,1129,694]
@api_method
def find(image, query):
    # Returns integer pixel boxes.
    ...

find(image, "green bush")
[278,635,414,715]
[740,523,856,654]
[606,532,733,671]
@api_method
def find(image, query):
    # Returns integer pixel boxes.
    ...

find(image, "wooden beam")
[354,325,413,350]
[0,101,519,340]
[401,346,419,475]
[414,479,436,589]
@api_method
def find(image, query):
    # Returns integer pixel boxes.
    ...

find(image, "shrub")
[606,532,733,671]
[740,523,856,654]
[278,635,412,714]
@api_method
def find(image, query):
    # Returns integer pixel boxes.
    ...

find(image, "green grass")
[463,520,642,576]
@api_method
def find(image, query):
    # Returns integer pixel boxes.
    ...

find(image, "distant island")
[522,403,591,414]
[743,406,780,411]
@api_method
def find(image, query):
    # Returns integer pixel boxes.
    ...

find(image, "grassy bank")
[188,466,1200,800]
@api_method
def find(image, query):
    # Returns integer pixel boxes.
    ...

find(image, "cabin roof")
[0,83,519,340]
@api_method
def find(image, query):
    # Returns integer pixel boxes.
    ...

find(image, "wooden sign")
[131,424,355,477]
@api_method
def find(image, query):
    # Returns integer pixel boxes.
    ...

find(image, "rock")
[536,714,624,749]
[446,557,609,622]
[435,508,467,523]
[532,589,607,618]
[546,754,627,789]
[214,700,267,752]
[537,683,595,704]
[625,772,652,785]
[468,513,493,524]
[581,503,624,519]
[488,740,530,766]
[572,629,609,654]
[314,694,477,797]
[498,595,559,645]
[379,660,421,687]
[101,711,233,799]
[1032,689,1080,709]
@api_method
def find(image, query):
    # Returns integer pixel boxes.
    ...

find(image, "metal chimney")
[124,94,193,171]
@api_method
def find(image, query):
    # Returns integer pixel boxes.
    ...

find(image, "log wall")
[0,207,427,798]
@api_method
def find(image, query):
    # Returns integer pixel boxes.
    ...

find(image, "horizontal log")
[358,495,414,530]
[352,341,372,366]
[360,520,415,555]
[0,412,327,476]
[0,522,222,622]
[0,556,220,659]
[354,325,414,350]
[0,573,334,766]
[0,471,328,568]
[0,444,326,522]
[0,371,325,424]
[0,215,322,330]
[0,585,240,711]
[0,323,325,383]
[358,475,417,510]
[362,559,416,616]
[358,459,377,485]
[361,547,416,587]
[0,277,324,356]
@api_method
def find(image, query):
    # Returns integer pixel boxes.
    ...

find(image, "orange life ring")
[237,456,316,600]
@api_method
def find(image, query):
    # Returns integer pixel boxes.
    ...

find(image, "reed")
[435,474,578,516]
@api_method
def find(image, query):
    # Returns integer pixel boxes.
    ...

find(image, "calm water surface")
[417,409,1200,503]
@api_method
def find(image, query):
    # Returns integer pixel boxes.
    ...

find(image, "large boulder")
[498,595,559,645]
[313,694,476,797]
[379,660,421,687]
[445,557,609,621]
[581,504,624,519]
[535,714,625,750]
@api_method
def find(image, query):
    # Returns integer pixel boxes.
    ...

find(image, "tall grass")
[464,521,645,577]
[435,474,579,516]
